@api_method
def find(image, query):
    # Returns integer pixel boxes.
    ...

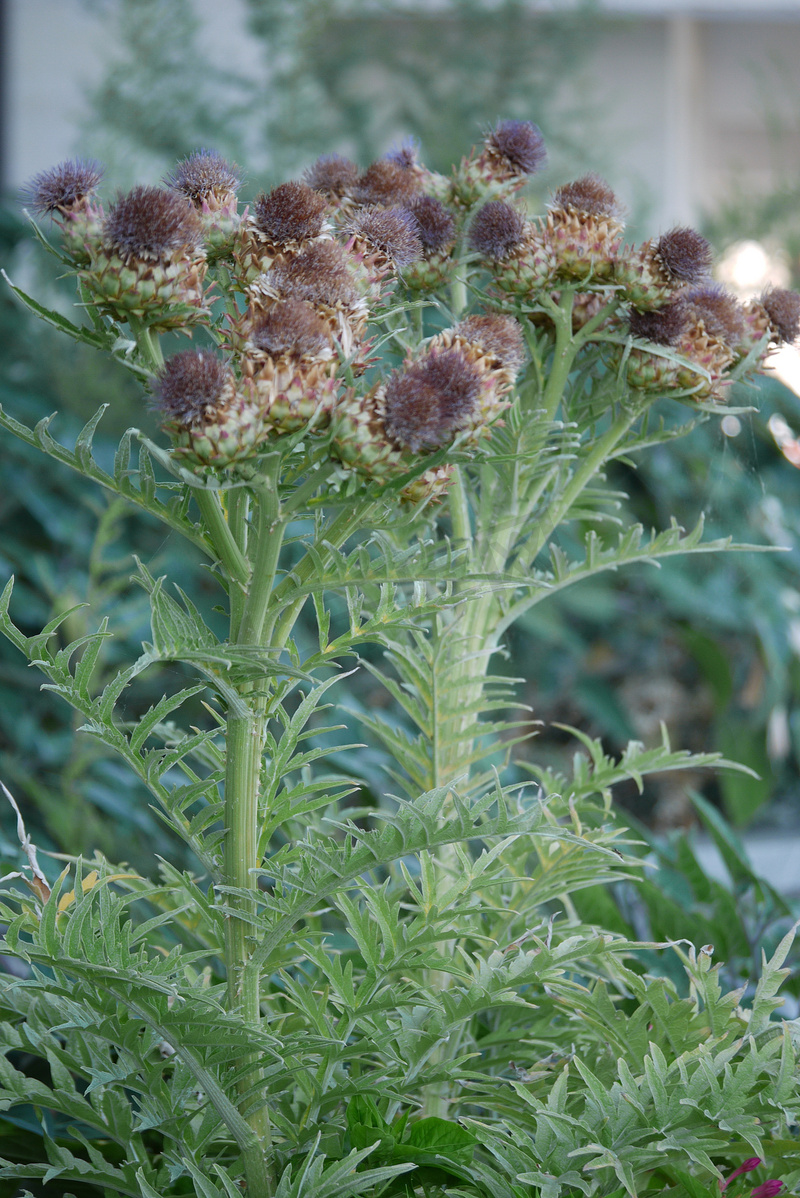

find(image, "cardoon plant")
[1,124,799,1198]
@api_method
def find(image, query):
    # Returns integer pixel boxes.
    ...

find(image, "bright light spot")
[720,415,741,437]
[770,344,800,399]
[768,410,800,468]
[717,240,790,299]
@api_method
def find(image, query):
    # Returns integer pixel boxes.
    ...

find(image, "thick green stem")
[195,489,250,593]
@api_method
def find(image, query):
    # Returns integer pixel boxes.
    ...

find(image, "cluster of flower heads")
[467,171,800,404]
[24,118,800,503]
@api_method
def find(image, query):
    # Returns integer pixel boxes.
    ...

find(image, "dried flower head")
[353,159,421,207]
[456,314,526,371]
[469,201,526,260]
[384,349,482,452]
[486,120,547,176]
[384,139,421,171]
[303,154,360,198]
[24,158,104,214]
[552,175,621,219]
[254,182,327,244]
[407,195,456,252]
[761,287,800,343]
[349,207,423,267]
[249,298,332,359]
[153,351,228,424]
[269,240,359,307]
[165,150,240,204]
[683,284,745,346]
[104,186,203,262]
[654,227,713,283]
[628,303,690,346]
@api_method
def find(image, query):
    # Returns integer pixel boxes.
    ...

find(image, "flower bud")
[85,186,208,329]
[154,350,265,468]
[345,207,423,299]
[401,195,457,291]
[353,157,422,209]
[545,175,624,282]
[426,313,526,428]
[165,149,241,260]
[23,158,105,264]
[739,287,800,357]
[452,120,547,206]
[618,227,712,309]
[240,298,340,433]
[234,181,330,285]
[470,201,555,297]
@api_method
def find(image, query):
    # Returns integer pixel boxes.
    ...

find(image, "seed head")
[407,195,456,252]
[249,298,332,358]
[384,349,482,452]
[153,351,229,424]
[552,175,621,219]
[24,158,104,214]
[761,287,800,343]
[628,303,689,346]
[469,201,525,260]
[104,186,203,262]
[384,138,421,171]
[683,284,745,345]
[303,153,360,198]
[655,227,712,282]
[456,314,526,371]
[254,181,327,244]
[165,150,240,204]
[486,120,547,176]
[349,207,422,267]
[353,159,421,207]
[269,240,359,307]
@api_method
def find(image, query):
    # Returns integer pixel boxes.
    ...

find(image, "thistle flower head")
[254,181,327,243]
[165,149,240,204]
[628,303,690,345]
[486,120,547,175]
[384,349,482,452]
[384,138,421,170]
[269,240,359,307]
[456,314,526,371]
[349,207,423,267]
[104,186,203,262]
[248,298,332,359]
[655,227,713,282]
[303,153,360,198]
[551,175,621,219]
[683,284,745,345]
[761,287,800,343]
[407,195,456,252]
[468,201,525,260]
[153,351,228,423]
[353,159,421,207]
[24,158,103,214]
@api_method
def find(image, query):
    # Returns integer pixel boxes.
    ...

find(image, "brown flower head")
[104,186,203,262]
[153,351,228,424]
[655,227,713,283]
[254,181,327,243]
[683,284,745,346]
[303,154,360,198]
[628,303,690,346]
[761,287,800,344]
[551,175,621,219]
[353,158,421,207]
[486,120,547,176]
[165,150,241,204]
[349,207,423,267]
[407,195,456,253]
[269,240,360,307]
[24,158,104,214]
[384,349,482,452]
[248,298,332,359]
[456,314,526,372]
[468,201,525,260]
